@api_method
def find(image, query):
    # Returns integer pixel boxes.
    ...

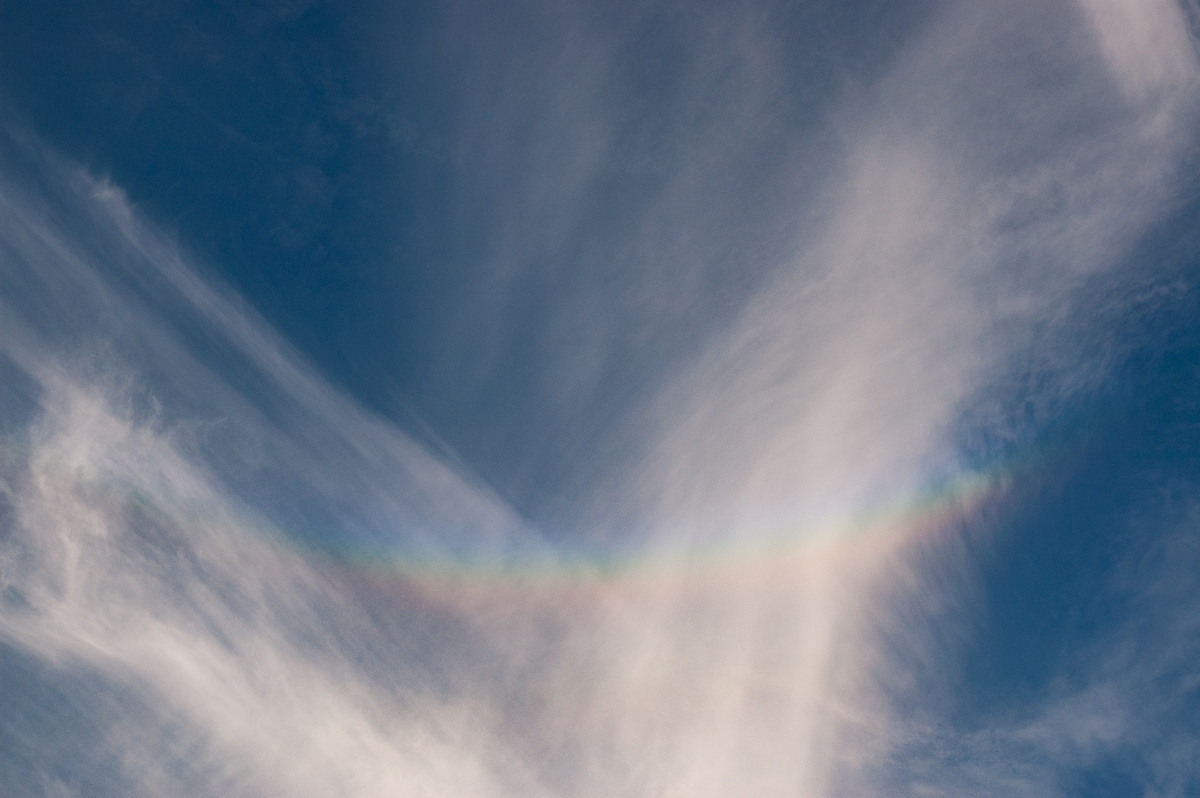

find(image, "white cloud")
[2,0,1199,796]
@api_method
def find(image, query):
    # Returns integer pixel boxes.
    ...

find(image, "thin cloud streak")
[0,142,548,796]
[881,503,1200,798]
[561,0,1200,793]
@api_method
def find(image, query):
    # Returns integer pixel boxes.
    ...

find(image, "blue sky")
[2,1,1199,796]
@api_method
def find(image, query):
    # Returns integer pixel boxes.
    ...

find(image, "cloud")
[0,138,549,796]
[546,0,1200,793]
[2,0,1199,796]
[875,501,1200,798]
[2,381,527,797]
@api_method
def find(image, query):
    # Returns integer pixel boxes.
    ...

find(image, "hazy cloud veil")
[2,1,1200,797]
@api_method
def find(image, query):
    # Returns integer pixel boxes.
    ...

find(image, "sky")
[1,0,1200,796]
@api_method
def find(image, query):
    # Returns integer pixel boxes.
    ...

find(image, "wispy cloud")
[877,502,1200,797]
[2,0,1199,796]
[0,140,548,796]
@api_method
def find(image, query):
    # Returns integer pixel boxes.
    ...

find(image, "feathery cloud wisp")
[2,0,1199,795]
